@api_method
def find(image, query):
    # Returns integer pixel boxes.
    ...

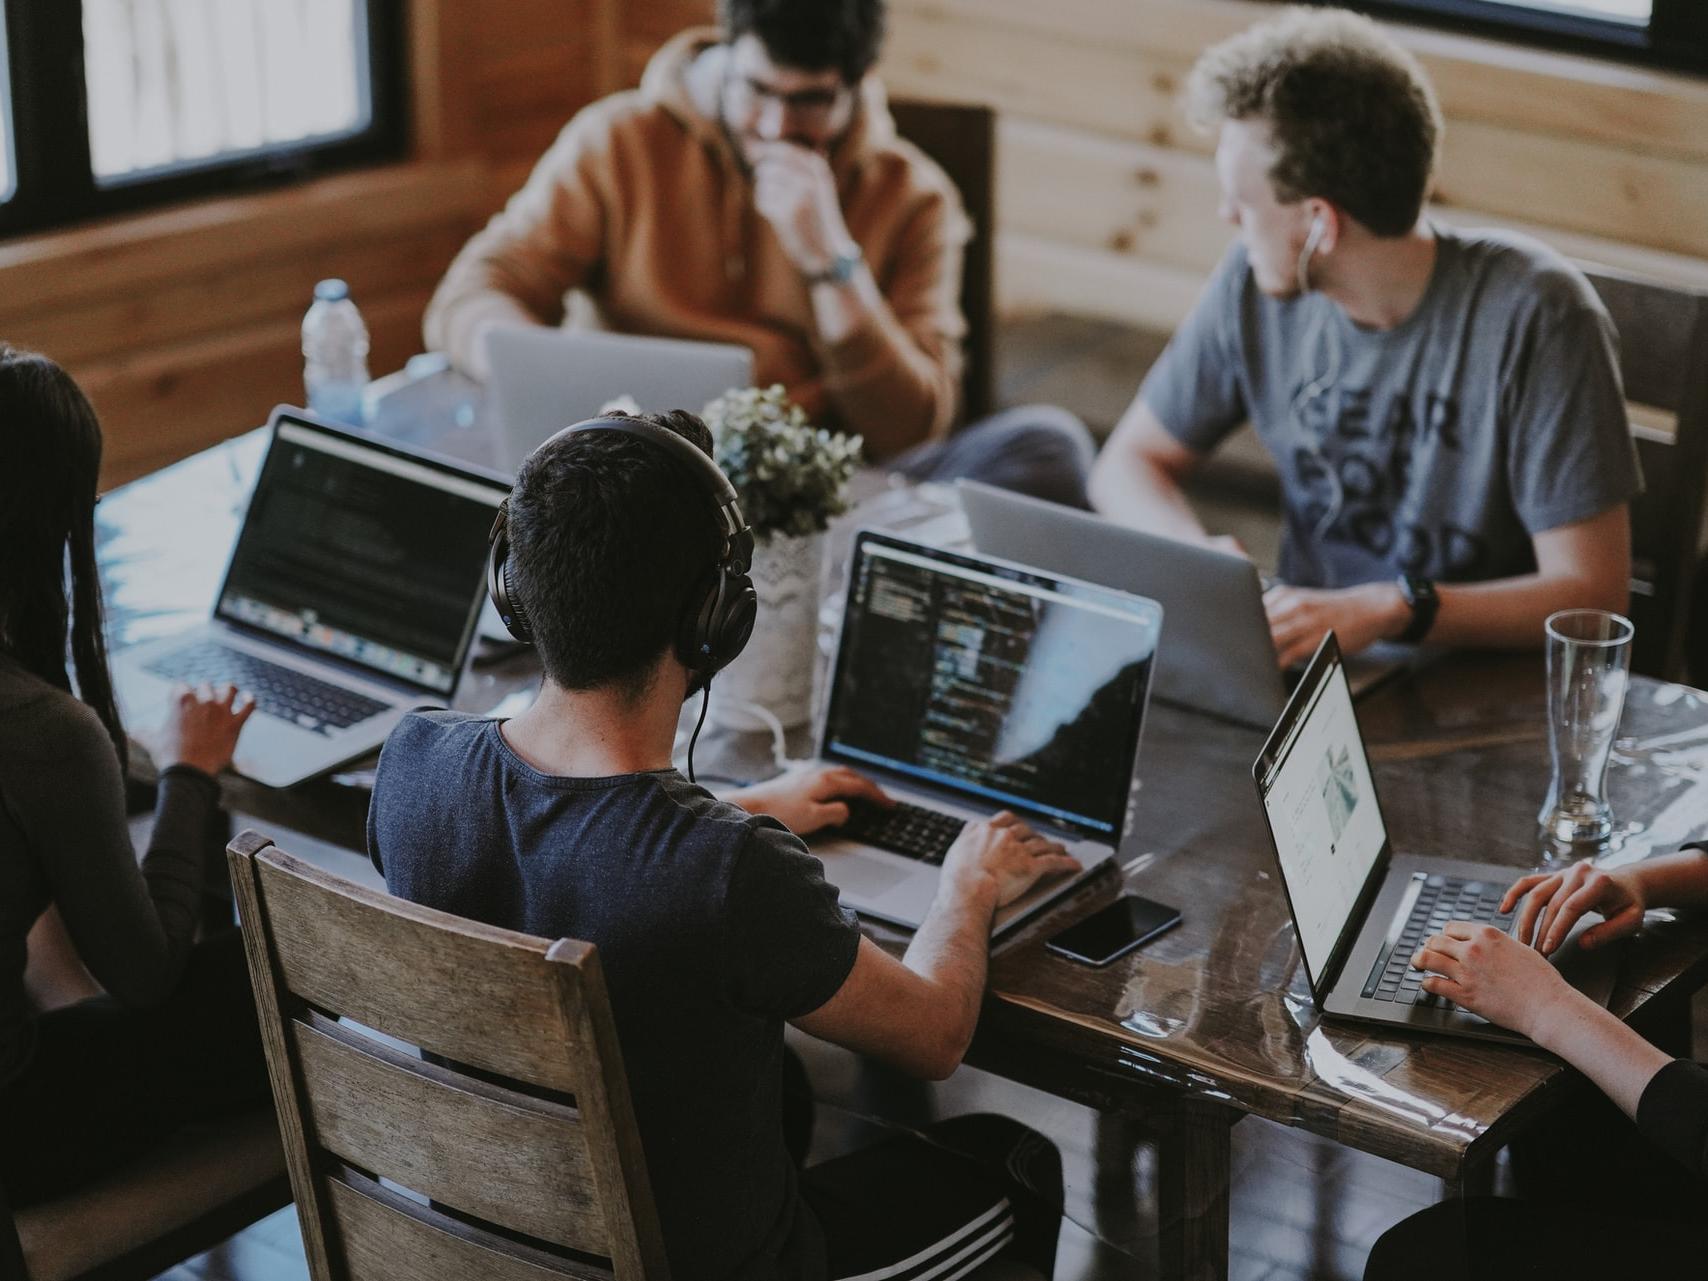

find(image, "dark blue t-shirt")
[367,711,862,1280]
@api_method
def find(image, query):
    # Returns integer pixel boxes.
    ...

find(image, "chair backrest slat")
[324,1171,607,1281]
[229,831,671,1281]
[254,846,581,1092]
[292,1016,607,1252]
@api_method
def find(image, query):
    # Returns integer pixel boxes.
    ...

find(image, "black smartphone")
[1045,895,1182,967]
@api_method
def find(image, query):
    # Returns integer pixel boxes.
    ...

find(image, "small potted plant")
[701,384,862,727]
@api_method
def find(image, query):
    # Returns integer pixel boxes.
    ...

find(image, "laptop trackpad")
[1551,913,1620,1007]
[817,849,922,902]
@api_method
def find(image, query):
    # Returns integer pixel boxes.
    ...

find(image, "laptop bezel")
[208,407,511,701]
[818,528,1163,846]
[1250,631,1397,1002]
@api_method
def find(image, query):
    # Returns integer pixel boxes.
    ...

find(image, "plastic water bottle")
[301,279,370,425]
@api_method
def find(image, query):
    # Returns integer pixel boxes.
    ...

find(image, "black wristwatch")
[1396,574,1439,643]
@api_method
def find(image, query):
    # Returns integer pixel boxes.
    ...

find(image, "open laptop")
[1252,632,1617,1043]
[113,408,509,789]
[809,531,1164,937]
[959,480,1409,728]
[484,326,753,475]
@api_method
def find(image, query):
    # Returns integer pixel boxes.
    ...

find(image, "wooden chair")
[226,829,670,1281]
[2,1121,286,1281]
[1579,264,1708,680]
[891,98,997,428]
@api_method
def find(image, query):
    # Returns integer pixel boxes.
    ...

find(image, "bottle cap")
[314,278,351,302]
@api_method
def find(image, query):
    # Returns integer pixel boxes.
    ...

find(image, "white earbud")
[1295,213,1328,296]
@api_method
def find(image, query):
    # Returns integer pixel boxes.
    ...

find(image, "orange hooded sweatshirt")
[424,29,971,458]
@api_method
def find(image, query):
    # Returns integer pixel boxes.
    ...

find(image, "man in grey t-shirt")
[1088,9,1638,668]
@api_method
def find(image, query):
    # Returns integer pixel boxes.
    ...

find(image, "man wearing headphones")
[1088,9,1639,667]
[367,410,1070,1279]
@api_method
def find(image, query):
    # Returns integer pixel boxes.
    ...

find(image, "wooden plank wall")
[616,0,1708,334]
[0,0,615,486]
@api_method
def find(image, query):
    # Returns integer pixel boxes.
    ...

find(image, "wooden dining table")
[99,407,1708,1281]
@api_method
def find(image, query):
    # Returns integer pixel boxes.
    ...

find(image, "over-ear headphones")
[485,415,758,692]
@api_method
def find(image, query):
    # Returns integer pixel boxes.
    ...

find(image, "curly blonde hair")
[1186,7,1443,236]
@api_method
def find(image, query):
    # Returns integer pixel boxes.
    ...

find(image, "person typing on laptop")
[367,409,1072,1279]
[424,0,1096,508]
[1086,8,1637,669]
[1365,842,1708,1278]
[0,347,272,1207]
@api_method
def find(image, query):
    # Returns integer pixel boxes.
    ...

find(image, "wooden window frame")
[0,0,409,238]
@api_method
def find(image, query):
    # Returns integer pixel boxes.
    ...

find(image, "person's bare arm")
[1266,504,1632,667]
[1427,504,1630,646]
[1088,398,1217,546]
[1414,923,1670,1118]
[792,814,1080,1079]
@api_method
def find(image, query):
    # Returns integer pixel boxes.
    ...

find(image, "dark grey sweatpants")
[888,404,1096,511]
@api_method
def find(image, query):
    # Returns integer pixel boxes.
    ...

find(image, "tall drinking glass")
[1538,609,1633,854]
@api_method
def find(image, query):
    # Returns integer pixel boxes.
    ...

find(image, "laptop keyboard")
[1362,874,1516,1008]
[837,798,966,865]
[144,641,389,736]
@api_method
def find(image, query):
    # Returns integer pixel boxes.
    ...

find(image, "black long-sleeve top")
[0,657,219,1087]
[1633,840,1708,1177]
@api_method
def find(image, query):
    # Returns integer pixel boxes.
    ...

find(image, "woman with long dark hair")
[0,346,270,1205]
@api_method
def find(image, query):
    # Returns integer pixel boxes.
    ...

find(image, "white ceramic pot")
[709,529,827,730]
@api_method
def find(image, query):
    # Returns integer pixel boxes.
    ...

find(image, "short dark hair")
[507,410,722,700]
[1186,7,1443,237]
[720,0,886,83]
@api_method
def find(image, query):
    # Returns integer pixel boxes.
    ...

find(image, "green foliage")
[702,384,863,542]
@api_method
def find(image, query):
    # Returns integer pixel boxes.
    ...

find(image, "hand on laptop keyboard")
[1504,859,1647,956]
[1408,920,1579,1040]
[154,682,257,776]
[942,812,1082,909]
[728,764,894,837]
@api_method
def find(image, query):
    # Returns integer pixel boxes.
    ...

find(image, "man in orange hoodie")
[425,0,1094,508]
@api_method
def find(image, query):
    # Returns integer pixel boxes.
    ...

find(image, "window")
[0,0,403,237]
[1350,0,1708,70]
[0,2,12,204]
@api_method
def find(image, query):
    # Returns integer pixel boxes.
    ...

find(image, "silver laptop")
[1252,632,1617,1043]
[959,481,1410,727]
[960,480,1283,729]
[484,327,753,475]
[810,531,1164,937]
[114,408,509,789]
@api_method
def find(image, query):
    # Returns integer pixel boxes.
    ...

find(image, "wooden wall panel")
[80,289,437,483]
[621,1,714,87]
[997,118,1708,304]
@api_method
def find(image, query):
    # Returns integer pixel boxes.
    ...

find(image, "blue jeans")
[888,404,1096,510]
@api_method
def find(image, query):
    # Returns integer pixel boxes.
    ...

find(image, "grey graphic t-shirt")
[1140,226,1641,588]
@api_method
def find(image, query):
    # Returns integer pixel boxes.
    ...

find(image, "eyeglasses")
[725,74,850,127]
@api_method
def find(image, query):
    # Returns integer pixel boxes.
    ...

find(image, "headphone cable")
[686,680,712,785]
